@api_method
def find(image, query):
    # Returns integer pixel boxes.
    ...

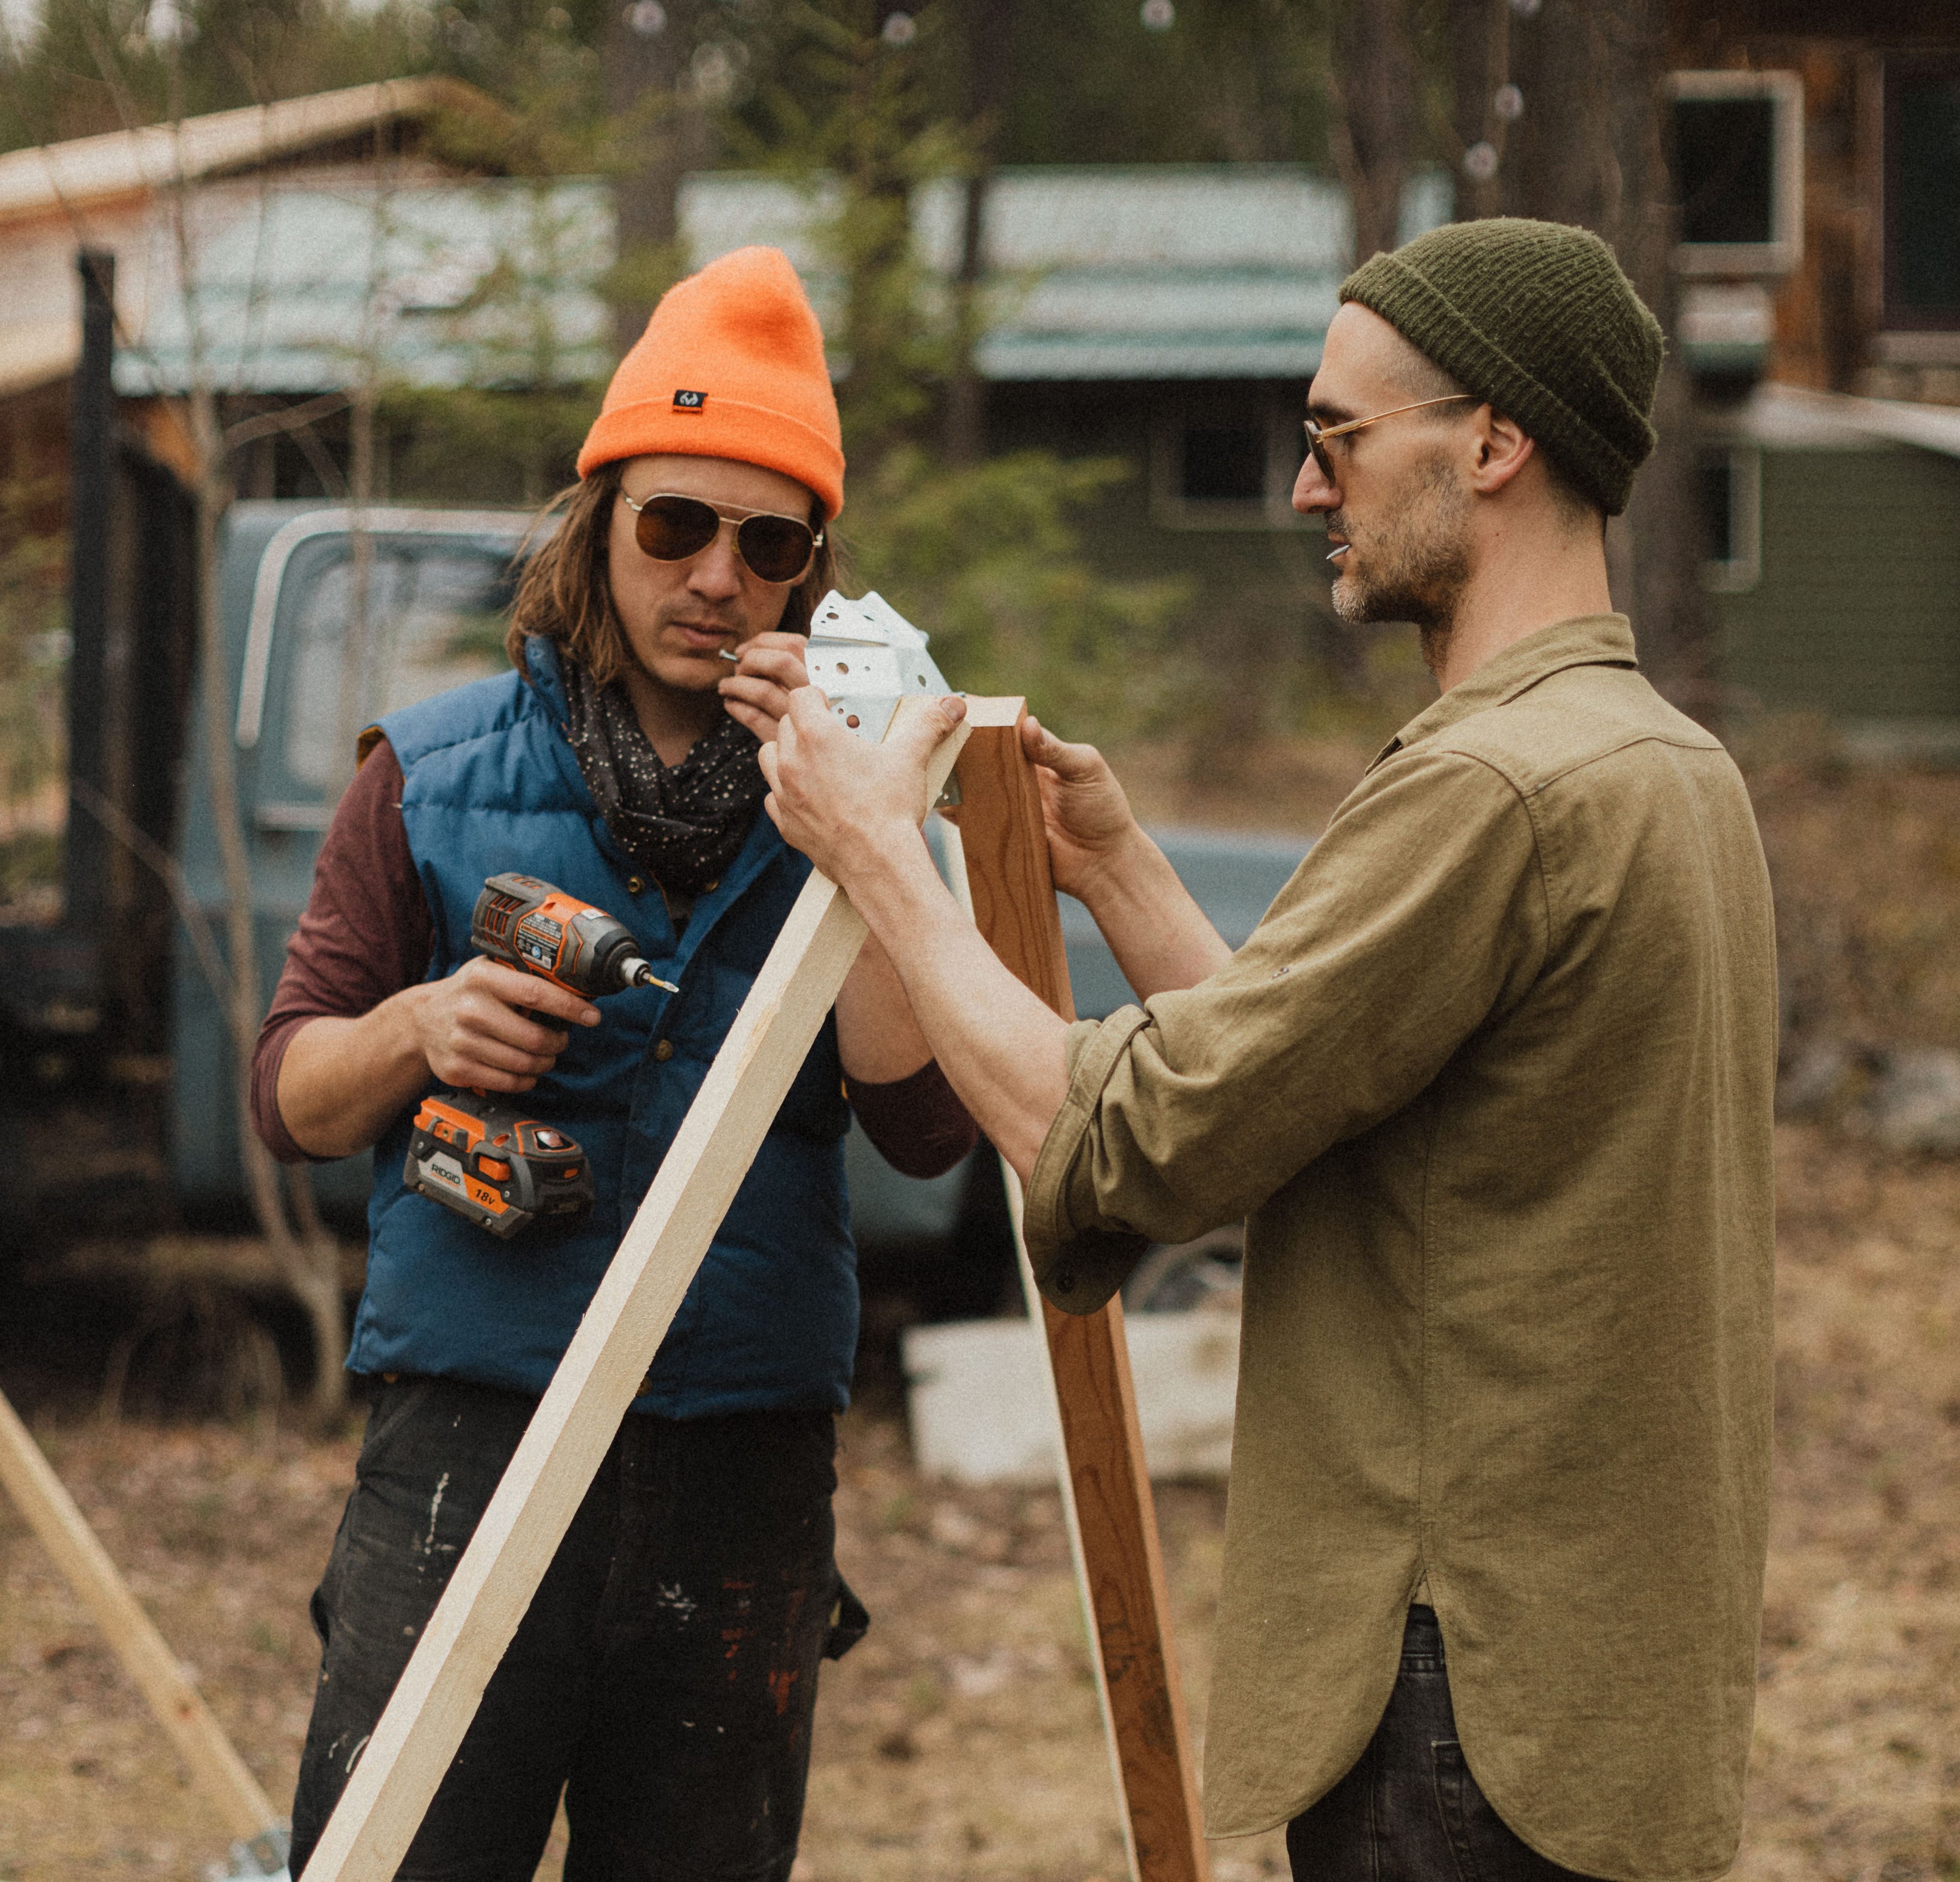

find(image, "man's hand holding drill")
[406,957,600,1094]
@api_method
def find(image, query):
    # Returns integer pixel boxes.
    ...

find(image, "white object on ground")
[901,1308,1240,1485]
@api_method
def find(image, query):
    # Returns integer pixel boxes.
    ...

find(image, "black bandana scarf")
[559,656,767,898]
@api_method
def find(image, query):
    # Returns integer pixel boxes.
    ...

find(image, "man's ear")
[1466,405,1536,496]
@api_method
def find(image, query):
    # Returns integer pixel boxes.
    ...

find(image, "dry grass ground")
[0,1116,1952,1881]
[3,751,1955,1881]
[1739,1128,1959,1882]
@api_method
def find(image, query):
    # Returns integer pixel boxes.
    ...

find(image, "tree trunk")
[1449,0,1508,222]
[604,0,708,358]
[1477,0,1710,715]
[1330,0,1418,265]
[943,0,1017,466]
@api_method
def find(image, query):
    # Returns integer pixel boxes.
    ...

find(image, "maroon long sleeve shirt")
[250,738,979,1179]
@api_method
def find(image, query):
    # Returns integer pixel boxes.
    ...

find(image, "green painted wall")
[993,391,1960,735]
[986,379,1330,603]
[1713,444,1960,720]
[984,380,1367,746]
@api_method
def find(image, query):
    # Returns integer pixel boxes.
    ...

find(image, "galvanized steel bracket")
[804,590,961,805]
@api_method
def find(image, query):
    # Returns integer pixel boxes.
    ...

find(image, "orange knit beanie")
[577,246,844,519]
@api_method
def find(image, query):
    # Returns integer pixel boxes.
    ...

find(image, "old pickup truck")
[31,497,1311,1303]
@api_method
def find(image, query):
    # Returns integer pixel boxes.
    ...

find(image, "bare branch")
[221,392,353,455]
[67,778,237,1054]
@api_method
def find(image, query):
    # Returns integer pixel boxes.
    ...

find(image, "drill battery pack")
[403,1092,596,1240]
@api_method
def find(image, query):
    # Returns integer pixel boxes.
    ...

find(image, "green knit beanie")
[1339,218,1664,516]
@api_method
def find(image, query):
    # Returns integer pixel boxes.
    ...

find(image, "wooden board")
[0,1386,280,1848]
[299,700,974,1882]
[936,813,1138,1878]
[951,708,1211,1882]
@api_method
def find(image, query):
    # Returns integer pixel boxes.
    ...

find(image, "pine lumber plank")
[0,1386,280,1844]
[299,699,974,1882]
[950,707,1211,1882]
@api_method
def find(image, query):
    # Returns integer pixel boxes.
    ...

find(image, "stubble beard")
[1328,454,1473,676]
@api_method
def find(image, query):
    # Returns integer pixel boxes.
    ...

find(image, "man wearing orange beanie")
[257,247,976,1881]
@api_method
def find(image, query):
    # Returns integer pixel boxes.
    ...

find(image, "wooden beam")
[300,700,976,1882]
[937,813,1139,1879]
[0,1386,281,1848]
[950,707,1211,1882]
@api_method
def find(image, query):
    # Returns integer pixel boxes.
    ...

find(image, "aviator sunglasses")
[621,490,824,585]
[1303,393,1477,482]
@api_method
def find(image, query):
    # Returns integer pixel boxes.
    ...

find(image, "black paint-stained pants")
[1287,1607,1605,1882]
[288,1378,865,1882]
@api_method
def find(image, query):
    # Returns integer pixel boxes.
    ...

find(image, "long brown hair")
[504,461,839,686]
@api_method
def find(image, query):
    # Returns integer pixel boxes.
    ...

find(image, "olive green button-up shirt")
[1024,616,1776,1881]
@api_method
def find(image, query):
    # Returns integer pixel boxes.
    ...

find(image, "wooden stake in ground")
[299,700,979,1882]
[950,706,1211,1882]
[0,1387,286,1867]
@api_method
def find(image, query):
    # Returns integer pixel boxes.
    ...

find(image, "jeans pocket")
[352,1374,439,1484]
[1432,1739,1485,1882]
[307,1490,359,1651]
[1432,1740,1589,1882]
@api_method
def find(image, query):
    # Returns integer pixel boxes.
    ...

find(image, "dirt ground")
[3,748,1957,1881]
[0,1116,1952,1882]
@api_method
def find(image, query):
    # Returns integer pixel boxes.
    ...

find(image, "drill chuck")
[619,956,665,990]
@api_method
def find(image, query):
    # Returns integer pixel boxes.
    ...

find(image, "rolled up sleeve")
[1023,748,1549,1312]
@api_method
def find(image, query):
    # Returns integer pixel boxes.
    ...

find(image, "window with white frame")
[1667,71,1804,278]
[1152,399,1306,528]
[1698,446,1761,593]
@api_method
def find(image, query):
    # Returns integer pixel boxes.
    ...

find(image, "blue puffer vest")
[345,638,858,1416]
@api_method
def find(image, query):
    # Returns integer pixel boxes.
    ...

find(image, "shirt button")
[703,879,719,893]
[627,876,645,894]
[654,1039,675,1062]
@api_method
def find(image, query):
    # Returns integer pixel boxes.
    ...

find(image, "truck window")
[282,548,510,791]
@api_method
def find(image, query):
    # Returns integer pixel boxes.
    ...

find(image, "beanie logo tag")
[673,389,706,412]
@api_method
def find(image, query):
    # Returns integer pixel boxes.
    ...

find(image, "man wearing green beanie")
[762,217,1776,1882]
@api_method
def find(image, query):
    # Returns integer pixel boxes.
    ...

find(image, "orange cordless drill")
[403,873,678,1239]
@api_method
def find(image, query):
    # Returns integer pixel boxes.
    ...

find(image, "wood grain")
[951,705,1211,1882]
[299,702,971,1882]
[0,1387,281,1846]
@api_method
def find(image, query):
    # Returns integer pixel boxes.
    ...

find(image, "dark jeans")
[289,1377,864,1882]
[1287,1607,1603,1882]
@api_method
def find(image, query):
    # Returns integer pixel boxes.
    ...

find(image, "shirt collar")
[1366,614,1638,772]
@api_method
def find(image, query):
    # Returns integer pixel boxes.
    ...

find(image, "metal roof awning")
[1708,381,1960,461]
[110,178,616,398]
[681,165,1452,383]
[2,99,1454,401]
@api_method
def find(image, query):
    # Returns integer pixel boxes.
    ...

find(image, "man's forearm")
[276,991,434,1160]
[1073,825,1233,998]
[834,932,934,1084]
[844,835,1071,1183]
